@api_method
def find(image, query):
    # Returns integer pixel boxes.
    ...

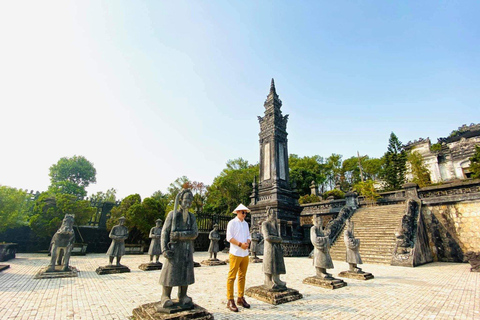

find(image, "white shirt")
[226,216,251,257]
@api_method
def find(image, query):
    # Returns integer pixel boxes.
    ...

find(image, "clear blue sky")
[1,1,478,199]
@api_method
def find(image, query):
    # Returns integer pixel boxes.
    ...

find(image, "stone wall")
[423,201,480,262]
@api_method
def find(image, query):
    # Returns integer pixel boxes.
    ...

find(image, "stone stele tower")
[249,79,309,256]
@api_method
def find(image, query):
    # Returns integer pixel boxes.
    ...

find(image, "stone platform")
[96,264,130,275]
[34,266,78,279]
[245,285,302,305]
[338,270,374,280]
[132,302,213,320]
[302,276,347,289]
[0,265,10,272]
[200,258,226,266]
[139,262,163,271]
[1,253,479,319]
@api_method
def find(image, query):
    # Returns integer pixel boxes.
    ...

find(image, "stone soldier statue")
[106,216,129,266]
[48,214,75,272]
[250,230,262,259]
[262,206,287,290]
[311,215,334,279]
[148,219,163,263]
[208,224,220,260]
[158,189,198,311]
[344,219,363,273]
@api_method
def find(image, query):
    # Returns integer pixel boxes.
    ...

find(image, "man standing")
[226,204,252,312]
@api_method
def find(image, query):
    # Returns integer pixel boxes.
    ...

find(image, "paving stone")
[0,253,478,319]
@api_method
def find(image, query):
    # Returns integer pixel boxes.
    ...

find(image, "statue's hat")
[118,216,126,221]
[232,203,250,213]
[155,218,162,222]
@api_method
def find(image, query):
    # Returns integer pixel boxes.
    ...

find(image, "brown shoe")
[237,297,250,308]
[227,299,238,312]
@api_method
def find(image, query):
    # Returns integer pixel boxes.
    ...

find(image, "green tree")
[0,186,30,233]
[109,194,165,243]
[469,145,480,179]
[354,180,380,206]
[289,154,327,196]
[151,190,170,216]
[383,132,407,191]
[325,154,343,190]
[29,192,95,238]
[363,157,384,181]
[407,151,431,188]
[340,155,384,191]
[204,158,258,214]
[48,155,96,198]
[89,188,117,203]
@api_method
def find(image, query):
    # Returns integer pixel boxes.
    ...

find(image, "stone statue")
[48,214,75,272]
[262,206,286,290]
[148,219,163,263]
[106,216,129,266]
[158,188,198,311]
[344,219,363,273]
[311,215,334,279]
[250,230,262,259]
[395,198,417,254]
[208,224,220,260]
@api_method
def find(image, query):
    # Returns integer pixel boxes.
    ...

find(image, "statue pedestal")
[302,276,347,289]
[200,258,226,266]
[96,265,130,275]
[0,265,10,272]
[249,256,263,263]
[245,285,302,305]
[139,262,163,271]
[34,266,78,279]
[132,302,213,320]
[338,270,374,280]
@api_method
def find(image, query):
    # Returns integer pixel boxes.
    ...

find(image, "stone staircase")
[329,204,406,265]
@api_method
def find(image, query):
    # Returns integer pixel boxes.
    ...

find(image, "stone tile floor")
[0,252,478,320]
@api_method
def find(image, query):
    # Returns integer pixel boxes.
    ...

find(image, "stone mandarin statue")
[158,188,198,311]
[311,215,334,279]
[48,214,75,272]
[106,216,129,266]
[344,219,363,273]
[208,224,220,260]
[148,219,163,263]
[250,230,262,260]
[262,206,287,290]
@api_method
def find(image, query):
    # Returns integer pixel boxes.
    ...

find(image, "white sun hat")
[232,203,251,213]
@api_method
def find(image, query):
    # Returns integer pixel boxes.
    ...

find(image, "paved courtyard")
[0,252,478,320]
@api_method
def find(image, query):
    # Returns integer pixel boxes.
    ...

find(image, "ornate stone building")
[249,79,308,256]
[405,124,480,183]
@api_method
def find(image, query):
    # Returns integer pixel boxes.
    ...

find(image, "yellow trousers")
[227,253,249,300]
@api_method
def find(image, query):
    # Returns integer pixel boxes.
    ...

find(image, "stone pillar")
[403,183,419,199]
[345,191,358,209]
[310,181,318,196]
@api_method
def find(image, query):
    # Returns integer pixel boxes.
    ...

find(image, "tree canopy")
[49,155,96,198]
[204,158,258,214]
[0,186,31,233]
[109,194,165,243]
[29,192,95,238]
[382,132,407,191]
[407,151,431,188]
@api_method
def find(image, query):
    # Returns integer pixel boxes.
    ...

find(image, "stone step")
[329,203,406,265]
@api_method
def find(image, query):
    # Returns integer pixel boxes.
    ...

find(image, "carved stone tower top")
[257,78,291,188]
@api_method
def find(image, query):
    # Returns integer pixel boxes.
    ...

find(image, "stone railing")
[300,199,347,216]
[418,179,480,205]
